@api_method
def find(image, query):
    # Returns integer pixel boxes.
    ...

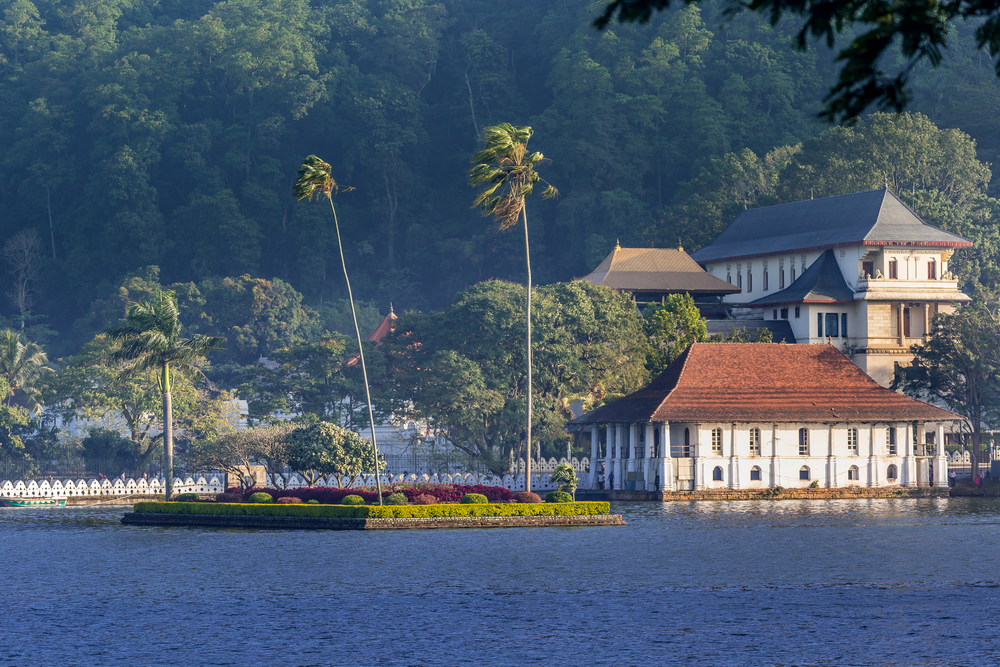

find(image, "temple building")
[689,188,972,385]
[579,243,740,313]
[570,343,959,492]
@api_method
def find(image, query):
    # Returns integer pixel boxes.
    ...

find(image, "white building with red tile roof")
[570,343,960,492]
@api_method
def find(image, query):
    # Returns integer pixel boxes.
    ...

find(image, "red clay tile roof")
[570,343,960,425]
[365,310,397,342]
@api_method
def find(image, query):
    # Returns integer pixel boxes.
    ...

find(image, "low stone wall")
[121,512,626,530]
[67,494,164,506]
[597,487,950,501]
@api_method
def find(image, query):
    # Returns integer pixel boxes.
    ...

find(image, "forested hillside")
[3,0,1000,355]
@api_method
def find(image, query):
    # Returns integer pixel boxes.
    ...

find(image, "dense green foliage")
[545,491,574,503]
[385,492,408,505]
[133,500,612,518]
[247,492,273,504]
[176,493,200,502]
[341,494,365,506]
[460,493,488,504]
[645,294,707,374]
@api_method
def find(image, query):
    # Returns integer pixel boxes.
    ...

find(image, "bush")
[385,492,408,505]
[248,492,273,504]
[134,501,612,519]
[176,493,200,502]
[306,499,319,504]
[460,493,488,504]
[236,483,515,505]
[216,492,242,503]
[513,491,542,504]
[545,491,573,503]
[276,497,302,504]
[809,481,820,489]
[341,494,365,505]
[411,494,437,505]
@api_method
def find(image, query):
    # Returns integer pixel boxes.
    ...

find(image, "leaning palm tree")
[469,123,557,492]
[0,329,52,414]
[105,291,224,501]
[293,155,384,505]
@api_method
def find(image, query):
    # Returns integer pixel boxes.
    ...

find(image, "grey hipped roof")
[749,249,854,306]
[690,189,972,263]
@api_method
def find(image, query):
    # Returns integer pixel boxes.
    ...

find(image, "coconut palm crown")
[0,330,52,414]
[469,123,557,230]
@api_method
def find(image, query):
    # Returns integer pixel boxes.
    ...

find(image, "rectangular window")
[903,308,911,337]
[887,427,897,455]
[737,273,742,289]
[928,260,936,280]
[791,266,796,281]
[748,272,752,292]
[847,428,858,455]
[711,428,722,455]
[841,313,848,338]
[863,261,874,278]
[798,429,809,456]
[817,313,822,337]
[795,306,800,318]
[889,259,898,279]
[799,468,810,480]
[727,272,731,284]
[825,313,839,337]
[763,271,769,290]
[780,269,785,289]
[781,307,789,319]
[750,467,761,481]
[773,309,778,319]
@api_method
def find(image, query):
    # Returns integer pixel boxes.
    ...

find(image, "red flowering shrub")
[275,497,302,504]
[513,491,542,503]
[412,494,437,505]
[239,483,514,504]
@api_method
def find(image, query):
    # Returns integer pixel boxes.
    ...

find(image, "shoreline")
[577,487,951,501]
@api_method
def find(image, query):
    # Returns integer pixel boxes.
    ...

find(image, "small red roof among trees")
[571,343,960,425]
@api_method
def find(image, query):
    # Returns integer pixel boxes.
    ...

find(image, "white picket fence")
[0,476,224,499]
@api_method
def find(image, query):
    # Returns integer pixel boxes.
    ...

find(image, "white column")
[627,423,639,487]
[644,422,655,491]
[934,422,948,488]
[730,423,741,489]
[613,424,624,490]
[660,421,672,492]
[828,423,838,488]
[903,421,917,487]
[693,424,706,490]
[868,425,880,487]
[769,423,779,487]
[589,427,599,489]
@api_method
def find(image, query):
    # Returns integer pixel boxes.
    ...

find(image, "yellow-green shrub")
[132,501,610,519]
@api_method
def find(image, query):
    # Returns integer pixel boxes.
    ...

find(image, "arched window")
[799,466,810,480]
[798,428,809,456]
[847,427,859,455]
[713,466,723,481]
[711,427,723,455]
[848,465,860,481]
[749,427,761,456]
[750,466,762,481]
[887,464,898,480]
[683,428,691,457]
[889,259,898,279]
[653,428,660,458]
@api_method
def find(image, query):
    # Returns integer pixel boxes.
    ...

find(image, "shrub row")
[232,483,515,505]
[133,501,611,519]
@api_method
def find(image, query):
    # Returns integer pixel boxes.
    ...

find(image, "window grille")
[847,427,859,455]
[798,428,809,456]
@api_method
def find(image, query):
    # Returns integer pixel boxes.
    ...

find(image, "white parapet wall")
[0,476,224,499]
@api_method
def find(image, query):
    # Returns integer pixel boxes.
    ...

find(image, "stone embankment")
[581,487,950,502]
[122,512,626,530]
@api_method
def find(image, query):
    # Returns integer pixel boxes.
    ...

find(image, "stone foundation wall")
[122,512,626,530]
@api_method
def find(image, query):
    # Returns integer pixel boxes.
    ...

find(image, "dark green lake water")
[1,498,998,666]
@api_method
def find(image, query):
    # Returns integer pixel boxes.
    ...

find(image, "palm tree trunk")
[328,196,384,505]
[522,204,532,493]
[163,365,173,501]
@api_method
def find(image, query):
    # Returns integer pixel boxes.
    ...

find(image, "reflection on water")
[1,499,998,666]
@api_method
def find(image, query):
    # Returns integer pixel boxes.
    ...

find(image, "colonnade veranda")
[585,421,951,491]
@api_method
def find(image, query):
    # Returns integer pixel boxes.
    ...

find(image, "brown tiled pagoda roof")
[579,247,740,295]
[569,343,960,425]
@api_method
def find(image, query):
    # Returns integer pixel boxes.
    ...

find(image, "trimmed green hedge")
[132,501,610,519]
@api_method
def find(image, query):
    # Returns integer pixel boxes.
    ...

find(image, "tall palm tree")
[469,123,557,492]
[0,329,52,414]
[106,291,224,501]
[293,155,385,505]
